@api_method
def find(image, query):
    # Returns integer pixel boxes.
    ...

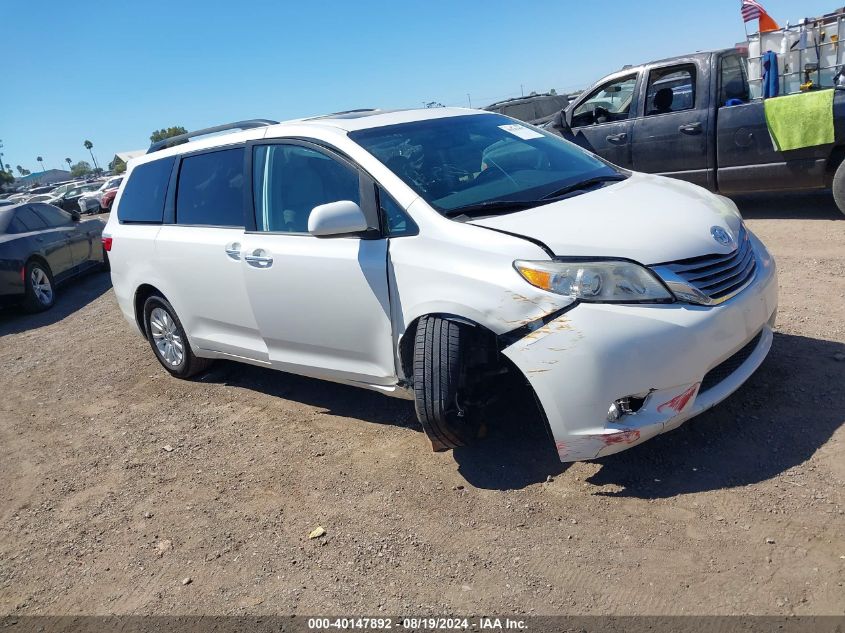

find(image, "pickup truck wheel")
[413,315,479,451]
[832,160,845,216]
[143,295,212,379]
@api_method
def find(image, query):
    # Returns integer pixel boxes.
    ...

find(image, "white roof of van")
[128,108,488,167]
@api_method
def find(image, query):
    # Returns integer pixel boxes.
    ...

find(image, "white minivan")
[104,108,778,462]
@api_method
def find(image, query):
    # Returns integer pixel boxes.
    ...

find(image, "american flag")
[741,0,764,22]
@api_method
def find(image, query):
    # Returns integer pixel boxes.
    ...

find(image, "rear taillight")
[102,236,113,252]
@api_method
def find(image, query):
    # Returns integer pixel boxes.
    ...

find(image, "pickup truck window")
[719,55,750,105]
[645,65,696,115]
[571,75,637,127]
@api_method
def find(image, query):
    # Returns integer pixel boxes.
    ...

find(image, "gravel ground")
[0,193,843,616]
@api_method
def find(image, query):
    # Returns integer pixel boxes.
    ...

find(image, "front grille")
[662,227,757,303]
[700,330,763,393]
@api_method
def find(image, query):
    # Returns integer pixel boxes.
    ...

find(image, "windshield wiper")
[444,199,545,218]
[540,174,627,200]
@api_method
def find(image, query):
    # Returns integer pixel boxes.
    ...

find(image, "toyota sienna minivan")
[104,108,778,462]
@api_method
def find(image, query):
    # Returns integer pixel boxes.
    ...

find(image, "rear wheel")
[23,261,55,312]
[412,315,480,450]
[832,159,845,216]
[143,295,212,378]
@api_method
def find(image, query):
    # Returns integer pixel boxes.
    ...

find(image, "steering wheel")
[593,106,610,124]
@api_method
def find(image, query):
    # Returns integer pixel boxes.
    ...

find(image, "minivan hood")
[468,172,743,265]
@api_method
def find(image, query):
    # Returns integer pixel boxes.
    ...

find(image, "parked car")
[79,176,123,214]
[24,193,57,203]
[0,203,107,312]
[484,93,574,125]
[100,187,118,212]
[105,110,778,462]
[52,182,101,212]
[46,182,78,201]
[547,47,845,214]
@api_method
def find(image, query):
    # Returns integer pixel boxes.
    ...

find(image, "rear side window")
[33,204,72,227]
[720,55,750,105]
[645,65,696,115]
[118,156,175,223]
[176,148,245,227]
[13,207,49,232]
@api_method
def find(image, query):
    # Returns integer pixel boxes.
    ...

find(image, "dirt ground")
[0,192,843,617]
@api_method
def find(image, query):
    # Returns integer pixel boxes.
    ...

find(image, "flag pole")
[741,0,751,43]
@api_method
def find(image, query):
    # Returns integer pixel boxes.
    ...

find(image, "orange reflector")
[518,267,551,289]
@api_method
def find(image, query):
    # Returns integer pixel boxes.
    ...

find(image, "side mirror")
[308,200,369,238]
[70,211,81,222]
[551,110,571,135]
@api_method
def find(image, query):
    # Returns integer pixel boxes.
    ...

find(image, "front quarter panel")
[387,200,575,348]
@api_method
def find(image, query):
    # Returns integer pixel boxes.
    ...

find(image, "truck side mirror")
[552,110,571,135]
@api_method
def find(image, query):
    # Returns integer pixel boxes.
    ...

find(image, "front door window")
[572,75,637,127]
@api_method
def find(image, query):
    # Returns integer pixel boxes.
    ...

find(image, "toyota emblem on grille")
[711,226,733,246]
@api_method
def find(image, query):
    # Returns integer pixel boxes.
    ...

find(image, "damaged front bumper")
[501,234,778,462]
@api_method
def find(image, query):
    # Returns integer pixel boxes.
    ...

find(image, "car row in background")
[0,175,123,214]
[78,176,123,214]
[0,202,107,312]
[53,182,103,212]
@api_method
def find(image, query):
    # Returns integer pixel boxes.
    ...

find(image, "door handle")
[224,242,242,260]
[679,122,702,134]
[606,132,628,144]
[244,249,273,268]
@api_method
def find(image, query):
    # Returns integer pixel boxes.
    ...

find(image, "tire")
[412,315,478,451]
[22,260,55,313]
[832,159,845,216]
[142,295,212,378]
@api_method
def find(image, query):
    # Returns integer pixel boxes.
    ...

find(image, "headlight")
[514,259,673,303]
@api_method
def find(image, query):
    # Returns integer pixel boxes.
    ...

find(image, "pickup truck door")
[566,72,639,169]
[631,59,714,188]
[714,53,830,194]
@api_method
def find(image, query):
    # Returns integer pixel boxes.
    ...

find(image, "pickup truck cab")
[550,48,845,213]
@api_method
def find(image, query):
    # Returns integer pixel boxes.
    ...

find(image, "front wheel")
[832,159,845,216]
[143,295,212,378]
[412,315,480,451]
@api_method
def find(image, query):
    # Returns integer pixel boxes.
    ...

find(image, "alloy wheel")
[30,267,53,305]
[149,307,184,367]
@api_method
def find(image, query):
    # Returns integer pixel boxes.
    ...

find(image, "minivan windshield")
[349,113,622,216]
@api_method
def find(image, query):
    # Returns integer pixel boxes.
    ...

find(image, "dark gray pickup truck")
[548,48,845,214]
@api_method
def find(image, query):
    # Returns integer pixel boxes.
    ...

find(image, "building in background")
[14,169,71,187]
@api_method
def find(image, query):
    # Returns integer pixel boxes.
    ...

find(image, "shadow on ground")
[732,190,842,220]
[197,332,843,494]
[586,332,845,498]
[202,358,564,491]
[199,360,420,429]
[0,270,111,337]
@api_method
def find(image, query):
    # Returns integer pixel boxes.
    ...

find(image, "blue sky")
[1,0,834,173]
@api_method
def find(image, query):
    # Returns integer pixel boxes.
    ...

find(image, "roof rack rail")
[146,119,279,154]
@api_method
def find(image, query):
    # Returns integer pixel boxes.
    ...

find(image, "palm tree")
[4,164,10,174]
[83,140,99,171]
[16,165,23,176]
[37,156,45,172]
[65,157,72,171]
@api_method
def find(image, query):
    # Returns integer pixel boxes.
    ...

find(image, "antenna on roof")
[146,119,279,154]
